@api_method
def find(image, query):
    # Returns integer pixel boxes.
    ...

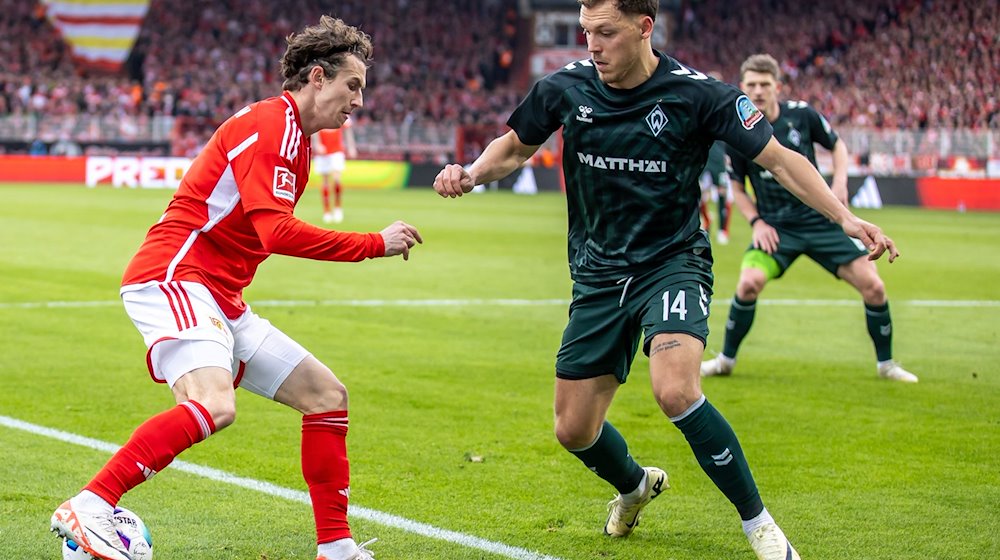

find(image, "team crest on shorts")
[735,95,763,130]
[273,166,297,201]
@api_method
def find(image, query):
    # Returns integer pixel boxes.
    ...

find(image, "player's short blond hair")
[740,54,781,82]
[280,15,373,91]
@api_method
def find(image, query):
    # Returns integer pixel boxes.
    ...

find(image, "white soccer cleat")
[51,499,133,560]
[318,538,377,560]
[717,230,729,245]
[323,211,335,224]
[878,361,918,383]
[701,355,735,377]
[748,522,800,560]
[604,467,668,537]
[332,207,344,223]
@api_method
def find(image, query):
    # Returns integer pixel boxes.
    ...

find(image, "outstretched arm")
[753,137,899,262]
[434,130,540,197]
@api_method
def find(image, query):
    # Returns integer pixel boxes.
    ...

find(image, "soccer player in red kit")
[50,16,419,560]
[313,120,357,223]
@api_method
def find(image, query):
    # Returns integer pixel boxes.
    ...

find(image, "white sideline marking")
[0,415,563,560]
[0,298,998,310]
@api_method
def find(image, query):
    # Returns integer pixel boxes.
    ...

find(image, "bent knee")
[301,364,349,414]
[736,274,766,300]
[860,278,887,304]
[554,419,600,451]
[653,385,702,418]
[199,397,237,430]
[312,382,349,413]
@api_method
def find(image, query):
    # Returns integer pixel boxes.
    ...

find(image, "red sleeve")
[248,209,385,262]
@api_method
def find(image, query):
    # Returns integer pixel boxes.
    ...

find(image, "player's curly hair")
[577,0,657,19]
[280,15,373,91]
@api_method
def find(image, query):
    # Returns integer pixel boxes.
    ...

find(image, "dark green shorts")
[741,220,868,279]
[555,250,714,383]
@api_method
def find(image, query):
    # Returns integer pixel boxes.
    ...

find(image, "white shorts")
[120,281,309,399]
[313,152,346,175]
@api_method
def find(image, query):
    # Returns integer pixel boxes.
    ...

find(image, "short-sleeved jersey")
[507,51,773,284]
[728,100,839,227]
[317,118,351,154]
[122,92,382,319]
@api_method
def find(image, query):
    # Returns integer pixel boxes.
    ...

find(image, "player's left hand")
[841,216,899,263]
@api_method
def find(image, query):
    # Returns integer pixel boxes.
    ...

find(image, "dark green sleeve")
[702,82,773,160]
[806,105,839,151]
[506,76,564,146]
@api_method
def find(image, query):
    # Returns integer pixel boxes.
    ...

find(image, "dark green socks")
[865,301,893,361]
[722,296,757,358]
[569,421,645,494]
[672,396,764,520]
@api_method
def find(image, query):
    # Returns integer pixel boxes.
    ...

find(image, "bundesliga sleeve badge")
[735,95,764,130]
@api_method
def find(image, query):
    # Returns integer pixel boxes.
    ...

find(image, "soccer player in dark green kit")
[701,54,918,384]
[700,139,732,244]
[433,3,899,559]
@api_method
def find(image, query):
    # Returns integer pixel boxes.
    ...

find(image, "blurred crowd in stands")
[0,0,996,156]
[670,0,998,130]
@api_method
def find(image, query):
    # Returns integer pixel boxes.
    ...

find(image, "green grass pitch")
[0,184,998,559]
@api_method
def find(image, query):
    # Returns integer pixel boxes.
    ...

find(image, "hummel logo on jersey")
[577,152,668,173]
[645,105,668,136]
[711,448,734,466]
[136,461,158,480]
[576,105,594,123]
[272,166,297,201]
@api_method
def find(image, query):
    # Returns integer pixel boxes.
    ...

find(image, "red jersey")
[316,118,350,154]
[122,92,384,319]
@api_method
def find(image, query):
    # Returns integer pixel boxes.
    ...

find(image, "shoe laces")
[353,538,378,559]
[750,524,786,555]
[607,494,643,524]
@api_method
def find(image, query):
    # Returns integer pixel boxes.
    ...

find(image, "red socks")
[302,410,351,544]
[321,185,331,213]
[86,401,214,505]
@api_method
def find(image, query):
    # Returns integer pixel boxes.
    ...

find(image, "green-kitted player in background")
[699,138,732,244]
[701,54,917,383]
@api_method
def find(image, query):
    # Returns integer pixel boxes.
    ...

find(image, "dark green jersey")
[507,51,772,284]
[704,140,727,178]
[728,100,839,227]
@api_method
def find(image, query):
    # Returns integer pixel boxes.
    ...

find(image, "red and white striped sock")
[85,400,215,505]
[302,410,351,544]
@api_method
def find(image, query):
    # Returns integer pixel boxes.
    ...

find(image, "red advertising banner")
[0,155,86,182]
[916,177,1000,211]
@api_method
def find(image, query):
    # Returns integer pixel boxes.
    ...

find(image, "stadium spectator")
[701,54,918,383]
[433,2,899,559]
[49,16,421,560]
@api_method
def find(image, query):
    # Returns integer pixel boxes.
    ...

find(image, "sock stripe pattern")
[86,400,216,505]
[180,400,214,441]
[671,397,764,520]
[302,410,352,544]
